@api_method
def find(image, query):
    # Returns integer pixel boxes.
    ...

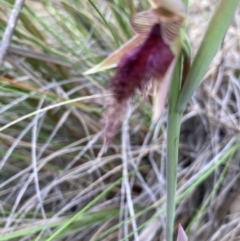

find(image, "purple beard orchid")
[84,0,186,144]
[101,23,174,143]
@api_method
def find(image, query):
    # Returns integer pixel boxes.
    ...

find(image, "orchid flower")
[84,0,189,143]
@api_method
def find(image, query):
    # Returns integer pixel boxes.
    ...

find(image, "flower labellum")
[111,23,174,102]
[101,23,174,143]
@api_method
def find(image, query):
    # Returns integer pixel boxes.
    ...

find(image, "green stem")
[166,54,183,241]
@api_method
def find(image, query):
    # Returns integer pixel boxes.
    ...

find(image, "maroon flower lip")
[102,23,174,143]
[111,23,174,103]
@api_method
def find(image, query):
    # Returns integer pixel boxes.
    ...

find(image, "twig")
[121,106,139,241]
[0,42,71,67]
[0,0,26,68]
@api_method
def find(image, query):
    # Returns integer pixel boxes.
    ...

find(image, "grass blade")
[177,0,240,112]
[88,0,120,47]
[166,53,183,241]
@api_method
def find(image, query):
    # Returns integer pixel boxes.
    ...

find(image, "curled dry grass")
[0,0,240,240]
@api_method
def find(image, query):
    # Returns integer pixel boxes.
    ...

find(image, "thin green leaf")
[0,210,119,241]
[166,53,183,241]
[46,172,134,241]
[107,2,131,39]
[88,0,120,47]
[186,155,232,232]
[20,7,45,41]
[95,138,239,241]
[177,0,240,112]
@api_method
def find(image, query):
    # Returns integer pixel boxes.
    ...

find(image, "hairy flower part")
[101,101,127,144]
[102,23,174,143]
[111,23,174,102]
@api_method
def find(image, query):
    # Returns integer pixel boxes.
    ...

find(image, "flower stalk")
[167,53,183,241]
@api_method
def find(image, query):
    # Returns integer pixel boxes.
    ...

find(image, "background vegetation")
[0,0,240,240]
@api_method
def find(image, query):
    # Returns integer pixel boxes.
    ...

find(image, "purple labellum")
[102,23,174,143]
[111,23,174,102]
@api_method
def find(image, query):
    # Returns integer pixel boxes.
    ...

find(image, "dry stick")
[0,0,26,68]
[0,42,71,67]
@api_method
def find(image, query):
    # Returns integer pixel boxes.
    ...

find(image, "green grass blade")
[107,2,131,40]
[91,138,239,241]
[166,53,183,241]
[186,156,232,232]
[88,0,120,47]
[46,172,132,241]
[0,210,119,241]
[177,137,239,199]
[177,0,240,112]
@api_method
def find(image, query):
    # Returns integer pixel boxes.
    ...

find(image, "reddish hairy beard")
[101,23,174,143]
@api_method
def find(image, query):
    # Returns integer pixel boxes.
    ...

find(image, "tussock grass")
[0,0,240,240]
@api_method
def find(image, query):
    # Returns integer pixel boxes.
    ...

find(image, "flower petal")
[83,34,145,75]
[152,55,177,122]
[176,224,188,241]
[130,10,160,35]
[149,0,186,17]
